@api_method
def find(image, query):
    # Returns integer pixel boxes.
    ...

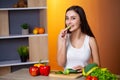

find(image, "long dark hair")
[65,5,95,37]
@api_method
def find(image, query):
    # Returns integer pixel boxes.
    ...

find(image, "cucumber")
[66,26,71,30]
[63,68,78,75]
[55,71,63,74]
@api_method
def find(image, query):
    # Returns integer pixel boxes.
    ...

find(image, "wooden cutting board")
[49,70,82,79]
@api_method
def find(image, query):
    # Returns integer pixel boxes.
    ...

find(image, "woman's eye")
[65,16,76,20]
[65,17,69,20]
[72,17,76,20]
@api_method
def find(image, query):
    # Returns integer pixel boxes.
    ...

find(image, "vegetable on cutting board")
[63,68,79,75]
[55,68,79,75]
[55,71,63,74]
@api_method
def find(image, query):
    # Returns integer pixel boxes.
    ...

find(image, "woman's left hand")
[72,65,84,72]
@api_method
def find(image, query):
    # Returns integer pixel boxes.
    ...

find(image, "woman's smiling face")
[65,10,81,32]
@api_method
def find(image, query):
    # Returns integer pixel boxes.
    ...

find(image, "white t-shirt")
[65,35,91,69]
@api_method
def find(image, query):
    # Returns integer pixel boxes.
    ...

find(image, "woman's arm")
[89,37,100,66]
[57,30,68,67]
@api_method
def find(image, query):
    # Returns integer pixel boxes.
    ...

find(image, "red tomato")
[86,76,98,80]
[29,66,39,76]
[91,76,98,80]
[86,76,92,80]
[39,65,50,76]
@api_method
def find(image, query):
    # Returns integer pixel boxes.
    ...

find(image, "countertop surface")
[0,68,85,80]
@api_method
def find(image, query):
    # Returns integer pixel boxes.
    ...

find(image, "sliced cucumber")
[63,68,78,75]
[55,71,63,74]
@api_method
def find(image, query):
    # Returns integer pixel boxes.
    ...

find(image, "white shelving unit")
[0,59,49,67]
[0,34,48,39]
[0,0,48,70]
[0,7,47,11]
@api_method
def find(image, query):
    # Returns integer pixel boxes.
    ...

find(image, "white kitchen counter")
[0,68,85,80]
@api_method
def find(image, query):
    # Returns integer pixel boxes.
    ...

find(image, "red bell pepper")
[39,65,50,76]
[29,66,39,76]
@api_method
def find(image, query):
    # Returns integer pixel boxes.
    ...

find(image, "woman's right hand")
[58,26,71,41]
[59,29,68,39]
[58,29,68,46]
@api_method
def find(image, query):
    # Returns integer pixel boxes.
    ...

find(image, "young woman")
[57,5,100,72]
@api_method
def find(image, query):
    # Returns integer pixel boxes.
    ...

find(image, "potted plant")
[21,23,29,35]
[17,46,29,62]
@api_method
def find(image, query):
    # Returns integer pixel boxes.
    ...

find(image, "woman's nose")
[67,19,72,25]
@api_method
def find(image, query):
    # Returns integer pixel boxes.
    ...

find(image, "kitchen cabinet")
[0,0,48,74]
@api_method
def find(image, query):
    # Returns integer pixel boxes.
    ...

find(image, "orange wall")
[97,0,120,74]
[47,0,120,74]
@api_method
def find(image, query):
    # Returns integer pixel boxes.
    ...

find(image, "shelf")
[0,34,48,39]
[0,7,47,11]
[0,59,49,67]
